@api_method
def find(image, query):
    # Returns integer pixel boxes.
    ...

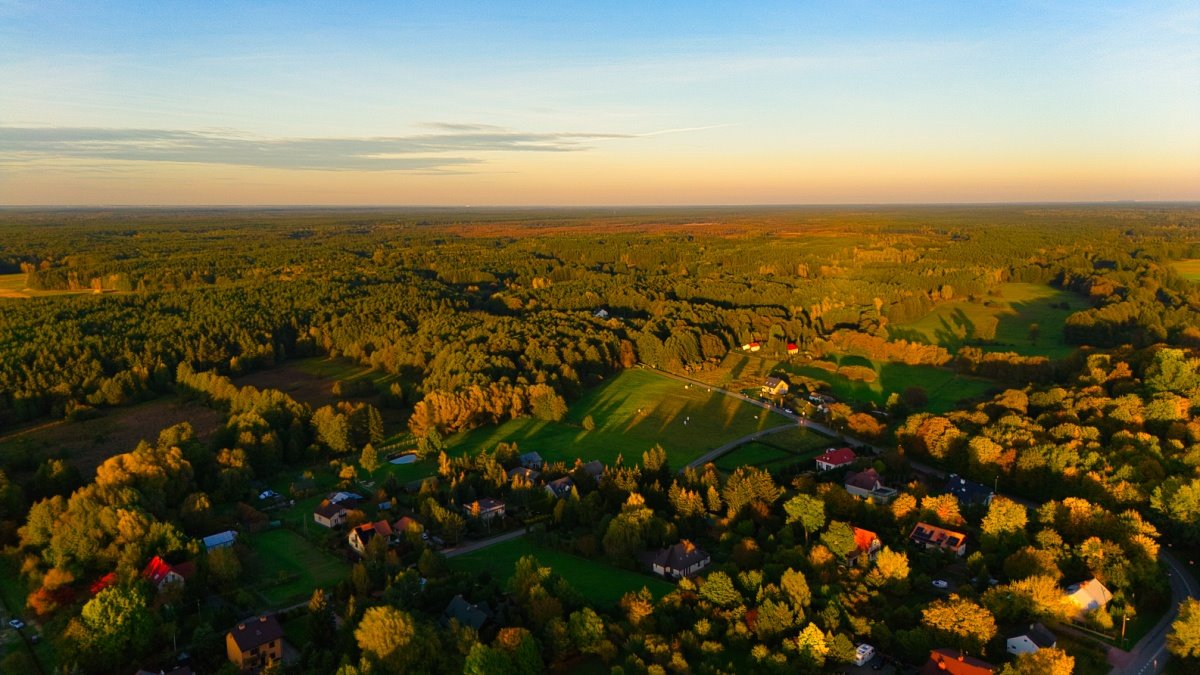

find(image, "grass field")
[449,538,674,606]
[712,426,833,473]
[244,529,348,607]
[1171,259,1200,281]
[890,282,1078,358]
[0,396,224,479]
[446,368,789,467]
[0,273,92,299]
[778,357,996,413]
[238,356,408,431]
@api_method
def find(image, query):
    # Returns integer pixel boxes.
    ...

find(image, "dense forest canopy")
[2,205,1200,675]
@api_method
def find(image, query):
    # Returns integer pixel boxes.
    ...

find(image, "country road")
[641,364,1199,673]
[442,527,529,558]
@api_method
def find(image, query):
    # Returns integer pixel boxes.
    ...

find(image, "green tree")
[781,567,812,610]
[820,521,858,560]
[567,607,606,655]
[79,586,155,665]
[699,571,742,607]
[784,494,825,544]
[981,497,1028,538]
[1169,597,1200,660]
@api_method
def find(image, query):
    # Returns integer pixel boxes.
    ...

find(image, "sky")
[1,1,1198,205]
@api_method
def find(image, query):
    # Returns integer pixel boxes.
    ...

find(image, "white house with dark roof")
[1007,623,1056,655]
[648,540,711,579]
[1066,578,1113,615]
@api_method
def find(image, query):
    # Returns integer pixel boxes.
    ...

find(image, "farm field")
[711,426,833,473]
[445,368,789,467]
[237,356,408,429]
[889,282,1079,358]
[449,538,674,607]
[0,396,224,478]
[244,528,349,607]
[778,357,996,413]
[1171,259,1200,281]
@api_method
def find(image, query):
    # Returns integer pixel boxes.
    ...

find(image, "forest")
[1,205,1200,674]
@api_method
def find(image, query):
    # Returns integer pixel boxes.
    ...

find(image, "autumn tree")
[77,586,155,667]
[356,606,417,672]
[1000,648,1074,675]
[868,547,910,588]
[921,595,997,653]
[981,497,1028,538]
[360,443,381,475]
[699,571,741,607]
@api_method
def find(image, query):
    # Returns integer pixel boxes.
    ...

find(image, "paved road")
[442,527,529,559]
[685,423,801,469]
[642,364,1198,673]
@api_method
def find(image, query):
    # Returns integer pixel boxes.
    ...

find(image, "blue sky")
[1,1,1197,204]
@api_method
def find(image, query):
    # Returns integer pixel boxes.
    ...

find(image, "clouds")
[0,124,636,171]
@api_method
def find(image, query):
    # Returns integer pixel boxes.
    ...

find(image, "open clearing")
[889,282,1078,358]
[712,426,833,473]
[449,538,674,606]
[0,273,92,299]
[237,356,408,429]
[446,368,790,467]
[779,357,997,413]
[0,396,223,478]
[1171,259,1200,281]
[244,528,348,607]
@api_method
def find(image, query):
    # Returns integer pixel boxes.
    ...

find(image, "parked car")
[932,579,949,589]
[8,618,25,630]
[258,489,279,500]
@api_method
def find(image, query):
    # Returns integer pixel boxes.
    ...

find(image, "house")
[761,376,789,396]
[844,468,898,504]
[787,343,799,355]
[593,308,610,319]
[1066,578,1113,614]
[326,491,363,505]
[202,530,238,551]
[226,615,284,671]
[546,476,574,499]
[90,571,119,595]
[909,522,968,556]
[507,466,541,483]
[519,451,544,469]
[945,474,994,507]
[313,500,349,528]
[741,343,753,351]
[748,341,761,352]
[349,520,394,555]
[464,497,506,521]
[141,556,195,592]
[581,460,605,483]
[850,527,882,563]
[919,648,994,674]
[393,515,420,534]
[814,447,856,471]
[443,594,492,631]
[1007,623,1057,655]
[649,540,711,579]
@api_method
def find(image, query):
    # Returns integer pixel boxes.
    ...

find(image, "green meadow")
[779,356,996,413]
[446,368,789,467]
[890,282,1078,358]
[449,538,674,607]
[244,529,349,607]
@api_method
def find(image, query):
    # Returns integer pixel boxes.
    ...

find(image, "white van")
[854,644,876,667]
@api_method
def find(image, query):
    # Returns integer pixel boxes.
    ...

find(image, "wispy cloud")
[0,124,645,171]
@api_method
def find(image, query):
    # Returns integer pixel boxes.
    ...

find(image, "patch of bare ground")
[0,397,224,479]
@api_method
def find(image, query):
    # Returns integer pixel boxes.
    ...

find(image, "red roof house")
[919,648,994,674]
[787,343,799,355]
[90,572,119,595]
[141,556,194,592]
[815,447,856,471]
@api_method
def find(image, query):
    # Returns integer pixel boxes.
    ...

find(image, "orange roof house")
[919,648,994,674]
[909,522,968,556]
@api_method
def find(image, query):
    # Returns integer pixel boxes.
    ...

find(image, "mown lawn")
[449,538,674,607]
[712,426,833,473]
[779,358,996,413]
[445,368,789,467]
[1171,259,1200,281]
[890,282,1079,359]
[244,529,348,607]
